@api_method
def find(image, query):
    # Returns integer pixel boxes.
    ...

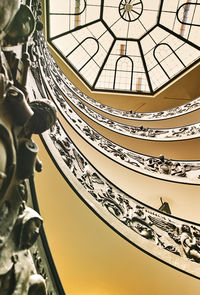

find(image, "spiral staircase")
[0,1,200,294]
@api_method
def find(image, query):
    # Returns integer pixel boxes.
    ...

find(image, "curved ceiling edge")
[48,40,200,121]
[38,34,200,142]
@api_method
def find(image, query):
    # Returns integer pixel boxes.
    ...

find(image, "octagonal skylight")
[46,0,200,94]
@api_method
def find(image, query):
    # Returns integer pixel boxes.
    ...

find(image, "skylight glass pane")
[52,35,78,57]
[150,66,169,90]
[96,70,115,89]
[80,60,99,85]
[176,43,199,66]
[49,15,69,38]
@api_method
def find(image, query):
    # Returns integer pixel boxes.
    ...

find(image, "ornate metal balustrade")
[29,34,200,185]
[36,34,200,141]
[40,118,200,279]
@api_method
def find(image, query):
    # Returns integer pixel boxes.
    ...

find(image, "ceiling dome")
[47,0,200,94]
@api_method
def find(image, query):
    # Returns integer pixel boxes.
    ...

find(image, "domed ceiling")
[46,0,200,95]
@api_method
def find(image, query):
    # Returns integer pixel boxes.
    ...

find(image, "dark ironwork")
[118,0,143,22]
[113,55,134,90]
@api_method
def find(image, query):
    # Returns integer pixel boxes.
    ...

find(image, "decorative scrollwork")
[119,0,143,22]
[40,118,200,278]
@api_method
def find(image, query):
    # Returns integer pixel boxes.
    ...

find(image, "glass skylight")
[46,0,200,94]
